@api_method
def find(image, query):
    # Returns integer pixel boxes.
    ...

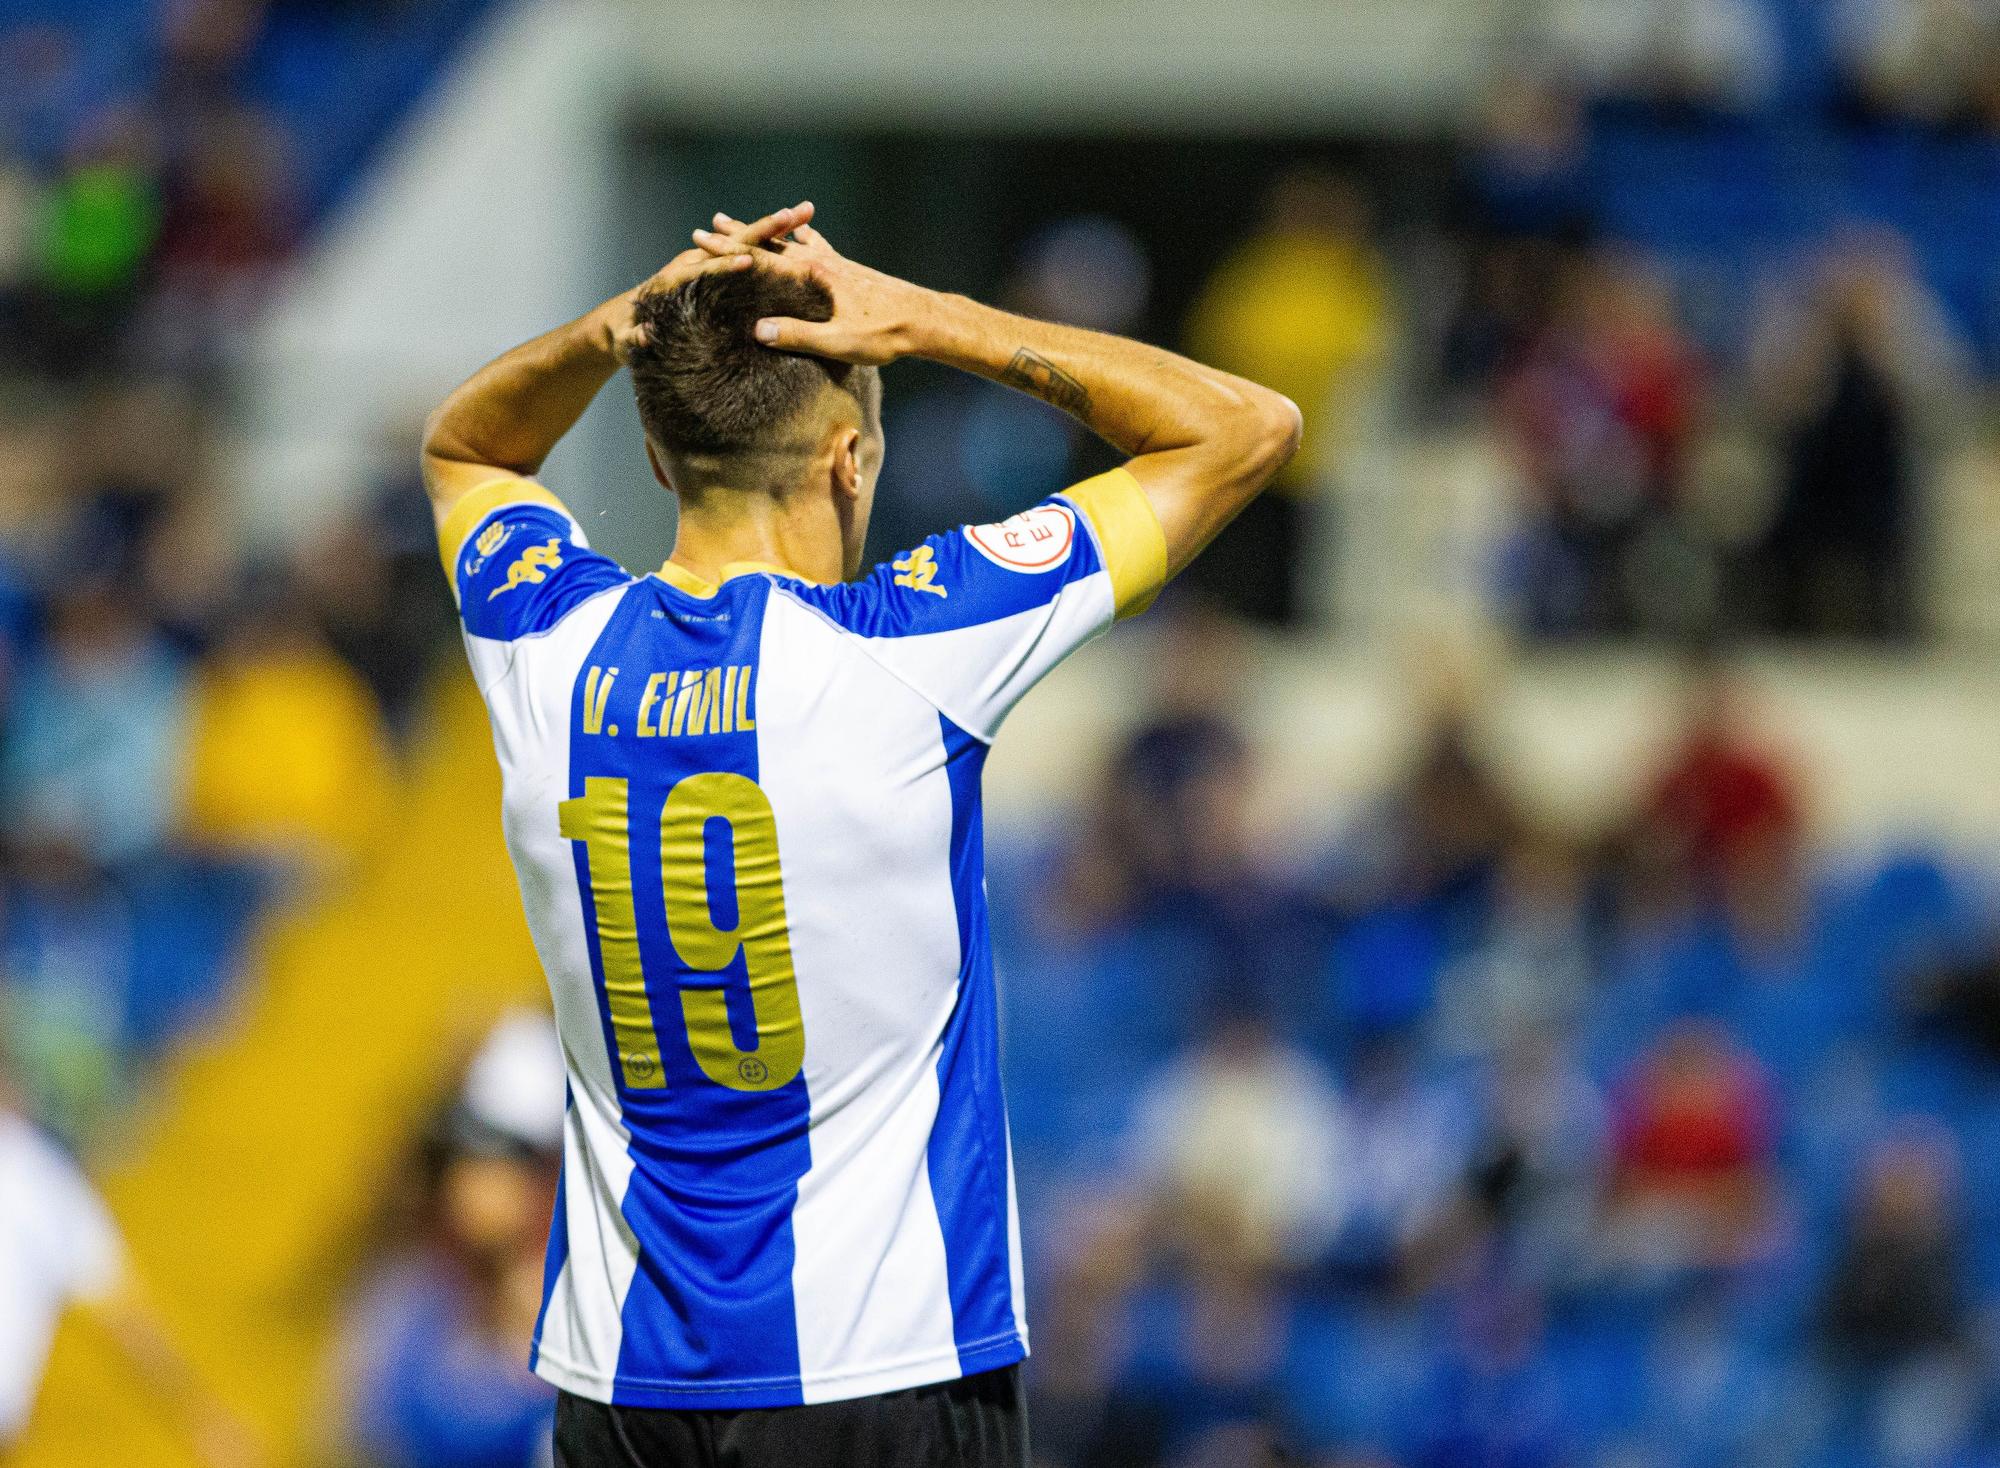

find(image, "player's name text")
[579,664,757,739]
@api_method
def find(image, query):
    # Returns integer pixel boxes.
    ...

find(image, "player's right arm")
[707,220,1304,578]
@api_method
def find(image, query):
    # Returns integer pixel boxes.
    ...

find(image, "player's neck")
[667,491,846,587]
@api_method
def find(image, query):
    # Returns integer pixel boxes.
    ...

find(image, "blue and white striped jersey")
[438,469,1166,1408]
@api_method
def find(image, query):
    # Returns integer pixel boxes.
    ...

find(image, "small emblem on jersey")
[892,545,947,597]
[475,520,509,557]
[627,1053,658,1082]
[488,538,564,600]
[965,503,1076,573]
[737,1056,769,1085]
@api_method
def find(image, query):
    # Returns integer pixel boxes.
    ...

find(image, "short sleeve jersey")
[439,468,1165,1408]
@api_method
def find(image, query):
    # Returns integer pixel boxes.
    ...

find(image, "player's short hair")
[627,267,877,475]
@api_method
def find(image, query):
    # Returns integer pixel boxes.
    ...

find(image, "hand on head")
[691,204,932,368]
[607,202,817,363]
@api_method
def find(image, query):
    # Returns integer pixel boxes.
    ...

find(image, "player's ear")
[830,426,862,504]
[645,439,674,493]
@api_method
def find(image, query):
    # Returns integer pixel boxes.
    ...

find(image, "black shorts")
[552,1365,1028,1468]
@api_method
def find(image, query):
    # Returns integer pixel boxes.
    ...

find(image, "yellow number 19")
[559,773,804,1093]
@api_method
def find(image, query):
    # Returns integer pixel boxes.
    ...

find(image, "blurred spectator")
[1815,1126,1980,1463]
[1536,0,1779,113]
[1125,1008,1350,1273]
[1433,828,1598,1053]
[337,1010,562,1468]
[1640,1289,1800,1465]
[179,570,396,871]
[1818,1127,1971,1367]
[1462,1032,1608,1285]
[1067,710,1257,925]
[1630,659,1799,891]
[0,839,136,1141]
[1016,214,1152,339]
[1442,77,1590,398]
[1830,0,2000,129]
[1599,1021,1781,1277]
[1,579,190,865]
[0,147,38,342]
[297,479,462,739]
[1325,1038,1475,1288]
[1748,241,1967,639]
[1463,75,1592,246]
[1183,169,1395,626]
[1497,249,1705,637]
[1075,1249,1301,1468]
[23,110,161,372]
[158,0,266,127]
[147,104,297,367]
[1910,936,2000,1066]
[1373,707,1520,912]
[1323,701,1527,1040]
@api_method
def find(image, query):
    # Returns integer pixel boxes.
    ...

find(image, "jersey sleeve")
[788,468,1167,739]
[436,473,631,642]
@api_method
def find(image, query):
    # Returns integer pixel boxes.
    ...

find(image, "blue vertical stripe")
[564,576,813,1406]
[926,714,1020,1363]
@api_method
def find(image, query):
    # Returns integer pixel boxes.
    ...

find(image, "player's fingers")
[710,214,786,252]
[752,316,839,355]
[714,201,812,251]
[791,222,838,255]
[740,248,819,285]
[692,226,752,257]
[718,201,812,233]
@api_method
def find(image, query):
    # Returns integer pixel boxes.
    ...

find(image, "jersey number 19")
[560,774,805,1093]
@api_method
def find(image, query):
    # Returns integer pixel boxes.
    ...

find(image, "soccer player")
[421,202,1300,1467]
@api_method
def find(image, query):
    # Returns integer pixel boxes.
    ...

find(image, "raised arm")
[701,217,1303,576]
[419,204,816,526]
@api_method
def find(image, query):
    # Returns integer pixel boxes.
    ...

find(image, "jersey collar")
[653,559,816,598]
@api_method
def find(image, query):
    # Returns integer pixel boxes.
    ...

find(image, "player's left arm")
[418,202,815,529]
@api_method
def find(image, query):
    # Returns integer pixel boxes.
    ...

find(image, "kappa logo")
[892,545,947,597]
[488,538,564,600]
[965,503,1075,574]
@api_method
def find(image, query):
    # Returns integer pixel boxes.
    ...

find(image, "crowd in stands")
[1441,54,1990,643]
[0,0,480,1147]
[880,119,1996,644]
[998,644,2000,1468]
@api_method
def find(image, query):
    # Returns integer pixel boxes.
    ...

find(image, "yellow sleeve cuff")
[436,476,572,575]
[1064,468,1167,619]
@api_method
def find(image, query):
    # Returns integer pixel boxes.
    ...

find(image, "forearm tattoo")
[1000,348,1092,417]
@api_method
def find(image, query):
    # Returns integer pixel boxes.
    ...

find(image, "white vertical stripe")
[479,591,644,1390]
[756,594,964,1400]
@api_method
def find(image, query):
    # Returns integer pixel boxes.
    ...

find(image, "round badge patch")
[965,504,1076,573]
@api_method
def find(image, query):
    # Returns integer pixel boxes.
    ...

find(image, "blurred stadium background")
[7,0,2000,1464]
